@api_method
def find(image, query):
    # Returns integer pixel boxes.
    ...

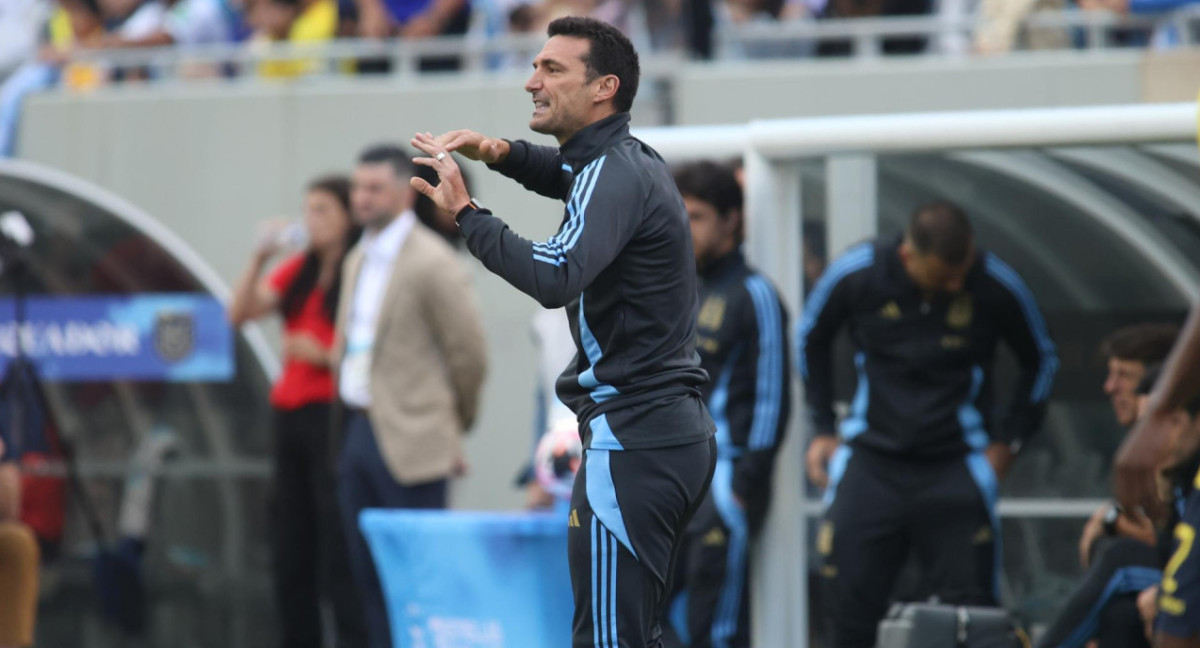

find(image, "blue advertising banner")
[0,294,233,381]
[361,510,573,648]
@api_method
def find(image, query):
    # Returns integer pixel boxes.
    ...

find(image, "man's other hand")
[985,441,1015,480]
[806,435,839,489]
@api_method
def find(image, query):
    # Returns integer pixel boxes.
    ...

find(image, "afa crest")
[154,311,195,363]
[697,296,726,331]
[946,294,973,329]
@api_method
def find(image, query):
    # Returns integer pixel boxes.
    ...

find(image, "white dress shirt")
[339,210,416,408]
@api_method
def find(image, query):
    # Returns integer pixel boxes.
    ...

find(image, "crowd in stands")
[0,0,1198,151]
[0,0,1197,80]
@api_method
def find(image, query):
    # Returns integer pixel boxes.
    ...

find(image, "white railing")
[44,6,1200,83]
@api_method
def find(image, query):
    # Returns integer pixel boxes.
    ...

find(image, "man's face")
[685,196,736,267]
[525,36,604,143]
[351,163,408,230]
[1105,358,1146,427]
[899,242,976,296]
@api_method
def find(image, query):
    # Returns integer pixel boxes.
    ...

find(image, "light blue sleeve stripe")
[561,157,607,251]
[533,160,595,256]
[561,163,573,172]
[985,256,1059,403]
[796,244,873,378]
[532,157,607,265]
[746,276,783,450]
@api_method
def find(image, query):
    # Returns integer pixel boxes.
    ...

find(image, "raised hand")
[410,132,473,215]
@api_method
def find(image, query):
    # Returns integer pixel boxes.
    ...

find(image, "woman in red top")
[229,175,365,648]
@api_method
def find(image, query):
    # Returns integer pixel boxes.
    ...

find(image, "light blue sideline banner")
[361,510,573,648]
[0,294,233,381]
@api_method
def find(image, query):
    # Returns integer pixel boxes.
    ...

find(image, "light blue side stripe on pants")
[710,458,748,648]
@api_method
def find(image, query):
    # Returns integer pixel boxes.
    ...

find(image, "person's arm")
[423,252,488,430]
[354,0,394,37]
[1116,303,1200,520]
[0,438,18,522]
[0,463,18,522]
[486,140,575,202]
[411,134,647,309]
[732,278,792,506]
[987,254,1058,478]
[229,229,291,325]
[797,244,870,487]
[398,0,466,37]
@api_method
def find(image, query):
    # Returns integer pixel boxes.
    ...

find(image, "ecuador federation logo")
[153,311,195,363]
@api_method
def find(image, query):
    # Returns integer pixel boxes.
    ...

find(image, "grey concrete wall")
[15,48,1177,510]
[672,50,1145,124]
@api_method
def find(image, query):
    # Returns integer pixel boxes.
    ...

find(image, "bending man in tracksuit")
[409,17,716,648]
[664,161,790,648]
[799,201,1059,648]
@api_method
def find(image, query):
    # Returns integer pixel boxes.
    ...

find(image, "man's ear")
[594,75,619,105]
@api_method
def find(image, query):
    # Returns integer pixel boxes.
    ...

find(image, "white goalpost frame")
[633,101,1200,648]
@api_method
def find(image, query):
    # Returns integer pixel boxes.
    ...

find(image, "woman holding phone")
[230,175,364,648]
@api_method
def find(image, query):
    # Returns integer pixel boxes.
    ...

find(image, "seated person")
[1036,366,1200,648]
[0,435,40,648]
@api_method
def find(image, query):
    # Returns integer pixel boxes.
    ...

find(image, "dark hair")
[280,175,361,321]
[906,201,974,265]
[547,17,640,113]
[673,160,743,242]
[673,160,743,217]
[1100,323,1179,365]
[358,143,414,180]
[1137,364,1162,396]
[62,0,102,16]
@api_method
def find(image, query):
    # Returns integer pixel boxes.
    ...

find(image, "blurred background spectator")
[1078,0,1200,48]
[973,0,1069,55]
[0,0,50,79]
[228,175,365,648]
[247,0,337,78]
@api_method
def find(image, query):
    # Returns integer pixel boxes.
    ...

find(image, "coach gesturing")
[409,16,717,648]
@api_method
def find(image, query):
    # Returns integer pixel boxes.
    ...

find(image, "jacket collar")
[559,112,631,169]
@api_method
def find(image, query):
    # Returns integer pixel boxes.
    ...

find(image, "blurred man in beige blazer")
[335,143,487,648]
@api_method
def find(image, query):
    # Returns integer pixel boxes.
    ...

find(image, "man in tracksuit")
[409,16,717,648]
[799,201,1059,648]
[666,161,790,648]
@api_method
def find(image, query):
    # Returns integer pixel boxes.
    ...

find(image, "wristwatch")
[1102,501,1123,536]
[455,198,484,226]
